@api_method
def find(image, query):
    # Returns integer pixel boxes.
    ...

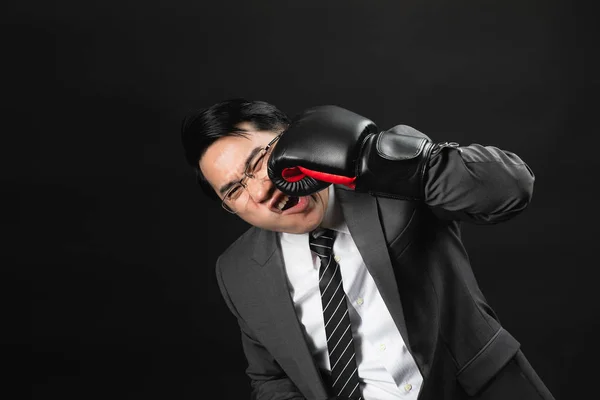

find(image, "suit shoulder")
[216,225,261,271]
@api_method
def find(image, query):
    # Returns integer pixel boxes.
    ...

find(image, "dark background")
[2,0,597,399]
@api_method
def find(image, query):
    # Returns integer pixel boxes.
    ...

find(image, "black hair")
[180,98,290,200]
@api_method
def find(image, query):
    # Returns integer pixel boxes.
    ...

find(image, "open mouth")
[277,195,299,212]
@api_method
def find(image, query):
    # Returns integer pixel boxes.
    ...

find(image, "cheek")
[236,211,280,232]
[235,201,271,222]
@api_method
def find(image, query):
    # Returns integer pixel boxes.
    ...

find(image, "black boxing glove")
[267,105,437,200]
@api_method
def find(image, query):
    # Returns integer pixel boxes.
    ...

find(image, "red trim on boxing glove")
[281,166,356,189]
[281,167,305,182]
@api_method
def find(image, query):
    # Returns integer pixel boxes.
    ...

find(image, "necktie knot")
[309,229,335,257]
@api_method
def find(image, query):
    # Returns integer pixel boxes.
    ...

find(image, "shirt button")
[334,255,341,262]
[379,344,386,351]
[356,297,364,306]
[404,383,412,392]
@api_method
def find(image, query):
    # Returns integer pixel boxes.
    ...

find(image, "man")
[180,98,555,400]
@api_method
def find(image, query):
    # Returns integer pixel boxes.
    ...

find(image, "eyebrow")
[218,145,264,196]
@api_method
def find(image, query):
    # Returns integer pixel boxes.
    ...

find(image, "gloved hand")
[267,105,436,200]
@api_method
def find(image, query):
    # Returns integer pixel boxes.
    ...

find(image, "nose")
[246,175,275,204]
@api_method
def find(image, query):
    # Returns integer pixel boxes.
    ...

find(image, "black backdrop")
[2,1,597,399]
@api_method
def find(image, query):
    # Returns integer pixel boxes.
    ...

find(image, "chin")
[303,215,323,233]
[281,219,320,235]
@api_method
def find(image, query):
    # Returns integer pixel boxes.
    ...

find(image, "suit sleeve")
[423,143,535,224]
[215,257,307,400]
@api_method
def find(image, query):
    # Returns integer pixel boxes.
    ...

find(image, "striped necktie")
[309,229,362,400]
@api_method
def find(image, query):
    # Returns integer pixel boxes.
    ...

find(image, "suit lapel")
[251,229,328,399]
[336,187,412,352]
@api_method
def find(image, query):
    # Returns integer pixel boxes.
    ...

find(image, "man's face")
[199,122,329,234]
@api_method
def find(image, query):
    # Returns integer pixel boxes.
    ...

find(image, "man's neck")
[320,185,349,234]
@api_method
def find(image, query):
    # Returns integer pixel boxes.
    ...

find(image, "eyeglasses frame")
[221,133,282,214]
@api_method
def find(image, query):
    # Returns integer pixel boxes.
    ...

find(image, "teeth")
[277,195,289,210]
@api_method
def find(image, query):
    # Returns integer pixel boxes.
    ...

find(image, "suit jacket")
[215,142,538,400]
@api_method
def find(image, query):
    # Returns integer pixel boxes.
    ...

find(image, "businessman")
[180,98,555,400]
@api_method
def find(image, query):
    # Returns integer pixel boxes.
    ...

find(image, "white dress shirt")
[279,186,423,400]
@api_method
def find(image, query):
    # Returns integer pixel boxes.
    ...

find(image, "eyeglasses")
[221,134,282,214]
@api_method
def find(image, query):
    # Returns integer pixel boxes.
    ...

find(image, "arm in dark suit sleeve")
[215,257,307,400]
[423,143,535,224]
